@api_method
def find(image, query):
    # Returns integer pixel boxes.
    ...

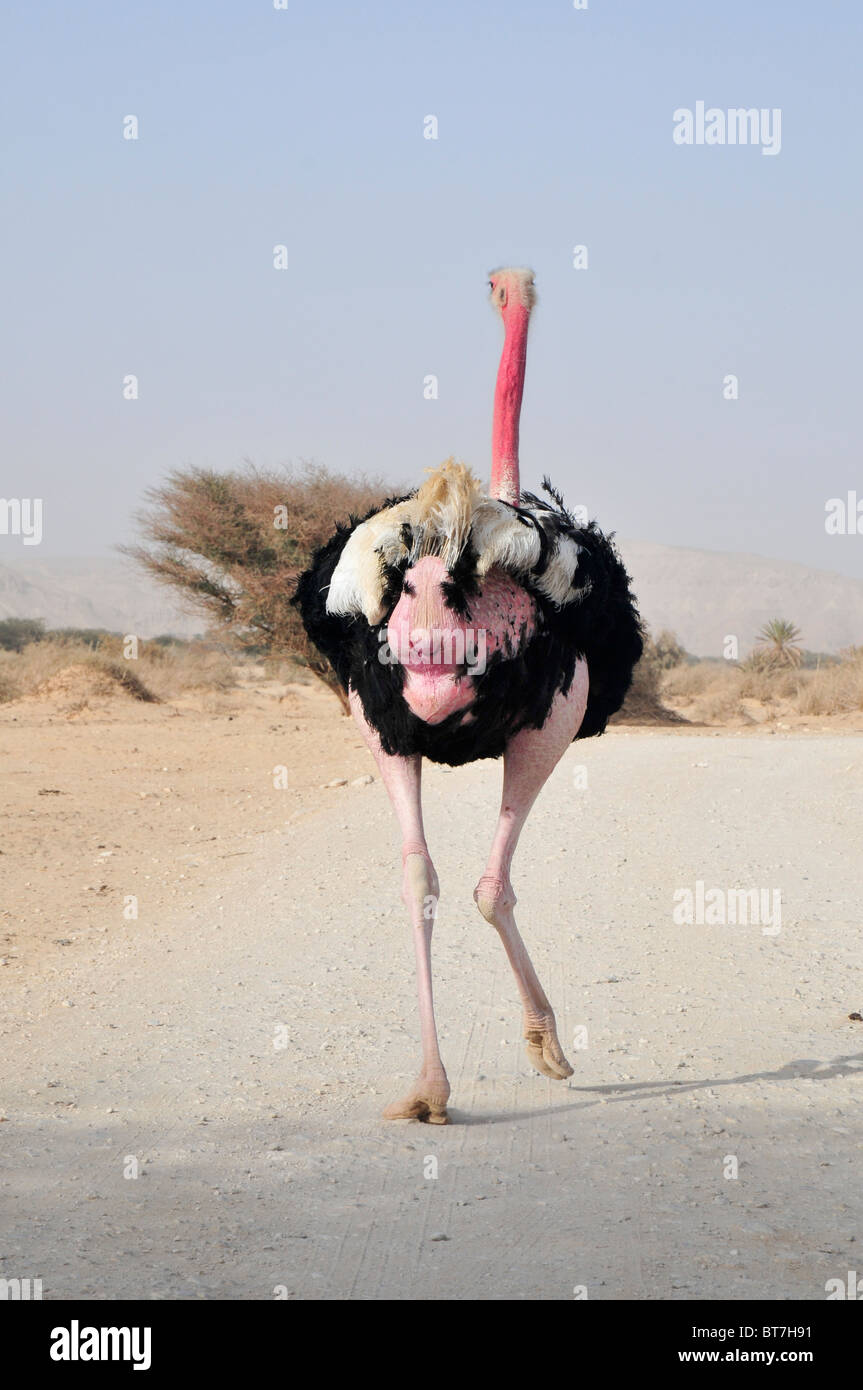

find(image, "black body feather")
[292,483,644,767]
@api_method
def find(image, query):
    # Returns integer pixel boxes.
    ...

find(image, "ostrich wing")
[325,461,586,626]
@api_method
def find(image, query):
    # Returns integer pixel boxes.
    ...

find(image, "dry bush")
[262,653,314,685]
[795,650,863,715]
[650,628,689,670]
[662,661,730,699]
[739,666,801,701]
[0,639,95,701]
[125,462,393,711]
[137,646,236,699]
[614,629,687,725]
[0,642,157,704]
[94,636,236,699]
[661,662,740,722]
[660,646,863,722]
[0,617,46,652]
[0,655,23,703]
[0,637,236,705]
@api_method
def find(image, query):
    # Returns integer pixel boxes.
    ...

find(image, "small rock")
[351,774,374,787]
[429,1232,449,1242]
[324,778,348,789]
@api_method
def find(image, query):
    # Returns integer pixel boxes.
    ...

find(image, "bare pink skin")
[489,272,531,504]
[350,666,588,1122]
[388,556,536,725]
[473,666,589,1080]
[349,687,450,1123]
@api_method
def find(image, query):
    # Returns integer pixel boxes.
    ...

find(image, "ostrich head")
[489,266,536,506]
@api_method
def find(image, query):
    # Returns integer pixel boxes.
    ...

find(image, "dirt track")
[1,699,861,1300]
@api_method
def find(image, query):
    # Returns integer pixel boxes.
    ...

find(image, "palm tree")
[755,619,803,668]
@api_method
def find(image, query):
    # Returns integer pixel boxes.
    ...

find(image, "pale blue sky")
[2,0,862,578]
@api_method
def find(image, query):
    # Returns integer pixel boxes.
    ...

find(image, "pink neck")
[491,301,529,505]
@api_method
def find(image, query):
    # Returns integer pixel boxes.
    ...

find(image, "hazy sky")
[3,0,862,580]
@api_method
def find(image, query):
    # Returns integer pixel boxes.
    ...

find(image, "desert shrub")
[0,639,92,699]
[661,661,741,721]
[0,655,21,701]
[799,649,840,670]
[0,617,46,651]
[44,627,118,648]
[660,643,863,722]
[0,641,155,704]
[614,628,686,724]
[650,629,690,670]
[662,660,730,700]
[94,660,159,702]
[795,648,863,715]
[0,637,236,704]
[134,642,236,698]
[125,461,393,711]
[739,666,800,701]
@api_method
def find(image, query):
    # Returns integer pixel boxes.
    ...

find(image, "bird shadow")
[452,1049,863,1126]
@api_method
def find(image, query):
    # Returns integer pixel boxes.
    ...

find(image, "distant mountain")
[1,544,862,656]
[617,539,863,657]
[0,555,203,638]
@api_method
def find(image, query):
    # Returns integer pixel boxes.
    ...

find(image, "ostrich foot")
[383,1073,450,1124]
[523,1013,573,1080]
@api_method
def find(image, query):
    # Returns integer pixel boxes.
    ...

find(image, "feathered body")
[293,459,643,766]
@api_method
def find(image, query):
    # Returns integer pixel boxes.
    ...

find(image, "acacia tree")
[125,461,392,711]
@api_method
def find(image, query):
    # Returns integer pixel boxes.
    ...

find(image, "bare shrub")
[739,666,800,701]
[124,462,393,712]
[663,661,734,700]
[0,636,236,705]
[0,643,157,705]
[0,617,46,652]
[650,629,689,670]
[795,649,863,715]
[660,645,863,723]
[615,629,687,724]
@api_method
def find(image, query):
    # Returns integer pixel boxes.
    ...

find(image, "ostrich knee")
[403,850,439,925]
[473,873,516,928]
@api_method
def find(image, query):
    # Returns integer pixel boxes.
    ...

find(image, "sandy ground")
[1,675,861,1300]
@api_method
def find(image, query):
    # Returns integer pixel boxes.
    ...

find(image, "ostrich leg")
[474,664,589,1080]
[349,690,450,1124]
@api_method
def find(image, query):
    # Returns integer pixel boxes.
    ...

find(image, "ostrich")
[295,268,643,1123]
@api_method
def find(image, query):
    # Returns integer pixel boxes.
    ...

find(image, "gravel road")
[2,731,861,1300]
